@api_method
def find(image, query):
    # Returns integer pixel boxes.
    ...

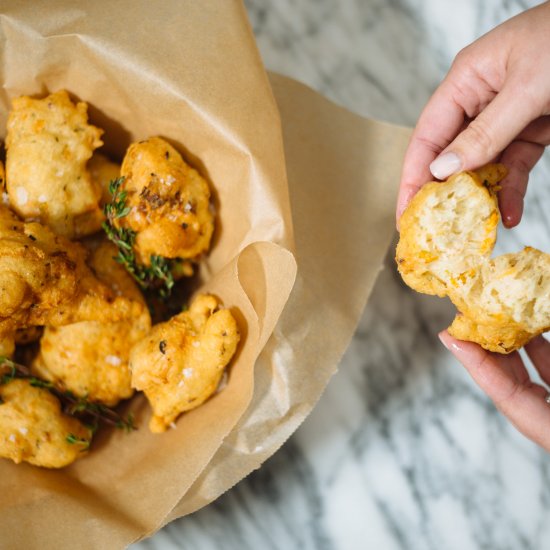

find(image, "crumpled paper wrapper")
[0,1,411,548]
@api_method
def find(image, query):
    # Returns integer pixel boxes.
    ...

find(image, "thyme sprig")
[102,177,175,298]
[0,357,136,431]
[66,433,91,450]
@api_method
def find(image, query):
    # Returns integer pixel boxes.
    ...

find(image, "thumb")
[429,83,541,179]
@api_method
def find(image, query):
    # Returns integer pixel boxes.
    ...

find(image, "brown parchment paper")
[0,2,411,548]
[162,74,412,527]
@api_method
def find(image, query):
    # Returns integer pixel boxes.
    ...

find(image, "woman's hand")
[439,332,550,451]
[397,1,550,228]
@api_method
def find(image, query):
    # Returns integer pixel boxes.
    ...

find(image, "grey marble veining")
[134,1,550,548]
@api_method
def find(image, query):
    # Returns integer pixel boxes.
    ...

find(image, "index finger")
[396,80,467,224]
[439,331,550,451]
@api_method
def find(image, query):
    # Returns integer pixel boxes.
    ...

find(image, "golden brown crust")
[32,241,151,406]
[0,207,143,356]
[448,313,538,354]
[5,90,104,239]
[129,294,239,432]
[0,379,91,468]
[115,137,214,265]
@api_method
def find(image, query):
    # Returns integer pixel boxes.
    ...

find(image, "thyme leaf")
[29,377,54,389]
[66,433,91,451]
[102,177,176,297]
[0,357,136,432]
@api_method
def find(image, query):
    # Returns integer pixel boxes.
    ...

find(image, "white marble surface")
[134,1,550,548]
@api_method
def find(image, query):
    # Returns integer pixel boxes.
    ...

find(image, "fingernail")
[503,214,514,228]
[438,331,463,353]
[500,197,523,229]
[430,152,462,180]
[438,331,450,350]
[450,341,463,352]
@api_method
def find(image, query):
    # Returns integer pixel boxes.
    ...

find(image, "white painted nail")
[429,152,462,180]
[438,332,450,350]
[450,342,463,352]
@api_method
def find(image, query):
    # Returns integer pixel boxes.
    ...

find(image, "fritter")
[0,379,91,468]
[130,294,239,432]
[32,241,151,406]
[5,90,104,238]
[114,137,214,265]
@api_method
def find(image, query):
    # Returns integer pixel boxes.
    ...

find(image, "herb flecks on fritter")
[103,137,213,295]
[120,137,214,262]
[5,90,104,239]
[129,294,239,433]
[0,378,91,468]
[32,241,151,407]
[103,177,185,297]
[0,205,143,357]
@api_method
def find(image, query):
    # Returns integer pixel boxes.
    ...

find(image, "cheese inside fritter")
[396,164,550,353]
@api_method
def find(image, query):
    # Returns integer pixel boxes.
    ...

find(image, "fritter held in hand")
[114,137,214,265]
[0,206,143,356]
[396,164,550,353]
[0,379,91,468]
[396,164,504,297]
[32,241,152,406]
[447,247,550,353]
[130,294,239,433]
[5,90,104,238]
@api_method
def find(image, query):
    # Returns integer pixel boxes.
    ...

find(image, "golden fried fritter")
[5,90,104,239]
[114,137,214,265]
[0,379,91,468]
[396,164,550,353]
[32,241,151,406]
[447,247,550,353]
[0,206,143,356]
[130,294,239,432]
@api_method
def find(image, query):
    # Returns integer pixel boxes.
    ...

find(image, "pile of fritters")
[0,91,239,468]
